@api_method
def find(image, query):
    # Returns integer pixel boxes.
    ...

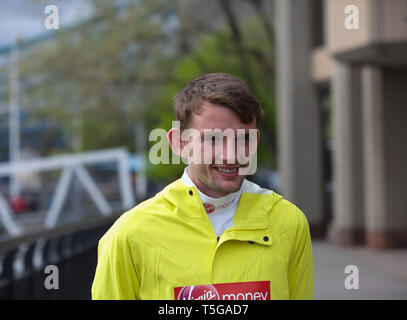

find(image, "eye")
[206,134,222,144]
[203,135,216,145]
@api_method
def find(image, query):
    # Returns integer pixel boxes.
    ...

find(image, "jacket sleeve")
[91,228,140,300]
[287,208,314,300]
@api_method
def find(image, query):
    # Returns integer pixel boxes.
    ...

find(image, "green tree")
[20,0,181,154]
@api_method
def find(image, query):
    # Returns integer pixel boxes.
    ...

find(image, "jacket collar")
[162,180,277,247]
[162,178,282,231]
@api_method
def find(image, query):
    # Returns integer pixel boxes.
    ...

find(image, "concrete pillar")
[275,0,324,237]
[362,65,407,248]
[381,68,407,248]
[331,61,365,246]
[361,65,386,248]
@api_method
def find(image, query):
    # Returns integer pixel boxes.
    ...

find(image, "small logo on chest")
[203,203,215,214]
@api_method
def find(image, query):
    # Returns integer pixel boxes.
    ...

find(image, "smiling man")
[92,73,314,300]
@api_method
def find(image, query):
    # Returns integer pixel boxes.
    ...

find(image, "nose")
[222,136,237,165]
[212,132,236,165]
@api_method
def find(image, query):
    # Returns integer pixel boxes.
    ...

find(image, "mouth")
[211,165,239,178]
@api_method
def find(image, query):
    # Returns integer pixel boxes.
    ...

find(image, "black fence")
[0,215,118,299]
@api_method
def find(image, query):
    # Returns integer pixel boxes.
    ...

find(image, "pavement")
[313,240,407,300]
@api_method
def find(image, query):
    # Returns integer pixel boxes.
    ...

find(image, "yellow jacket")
[91,179,314,300]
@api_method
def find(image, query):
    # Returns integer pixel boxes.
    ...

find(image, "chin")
[216,179,244,194]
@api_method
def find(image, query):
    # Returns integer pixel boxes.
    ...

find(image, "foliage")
[20,0,180,153]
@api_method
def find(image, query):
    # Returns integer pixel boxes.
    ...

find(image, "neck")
[187,167,238,198]
[183,167,243,216]
[186,167,225,198]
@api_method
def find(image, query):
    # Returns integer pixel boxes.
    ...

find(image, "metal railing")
[0,148,135,237]
[0,214,118,299]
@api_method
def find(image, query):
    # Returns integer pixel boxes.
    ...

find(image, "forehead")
[190,101,256,131]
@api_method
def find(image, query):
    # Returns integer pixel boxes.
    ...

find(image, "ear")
[167,127,183,157]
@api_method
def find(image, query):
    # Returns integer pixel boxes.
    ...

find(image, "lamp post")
[9,43,21,199]
[134,121,147,200]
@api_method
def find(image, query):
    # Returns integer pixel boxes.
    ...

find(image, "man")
[91,73,313,300]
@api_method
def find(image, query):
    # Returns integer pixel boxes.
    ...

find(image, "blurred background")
[0,0,406,299]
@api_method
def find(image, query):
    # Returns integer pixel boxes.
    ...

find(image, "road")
[313,240,407,300]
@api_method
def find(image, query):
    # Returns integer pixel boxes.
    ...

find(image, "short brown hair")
[174,73,264,131]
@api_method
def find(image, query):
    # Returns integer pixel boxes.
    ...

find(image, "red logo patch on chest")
[174,281,270,300]
[203,203,215,214]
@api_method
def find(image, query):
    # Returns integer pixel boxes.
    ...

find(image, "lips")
[212,165,239,177]
[215,167,237,173]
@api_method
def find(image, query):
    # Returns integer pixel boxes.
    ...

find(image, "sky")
[0,0,93,49]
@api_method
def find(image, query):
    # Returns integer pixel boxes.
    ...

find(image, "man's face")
[182,101,259,198]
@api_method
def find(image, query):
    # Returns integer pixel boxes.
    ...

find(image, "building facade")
[275,0,407,248]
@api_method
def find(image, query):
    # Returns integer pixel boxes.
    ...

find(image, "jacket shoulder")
[269,196,311,239]
[241,179,309,233]
[99,180,182,244]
